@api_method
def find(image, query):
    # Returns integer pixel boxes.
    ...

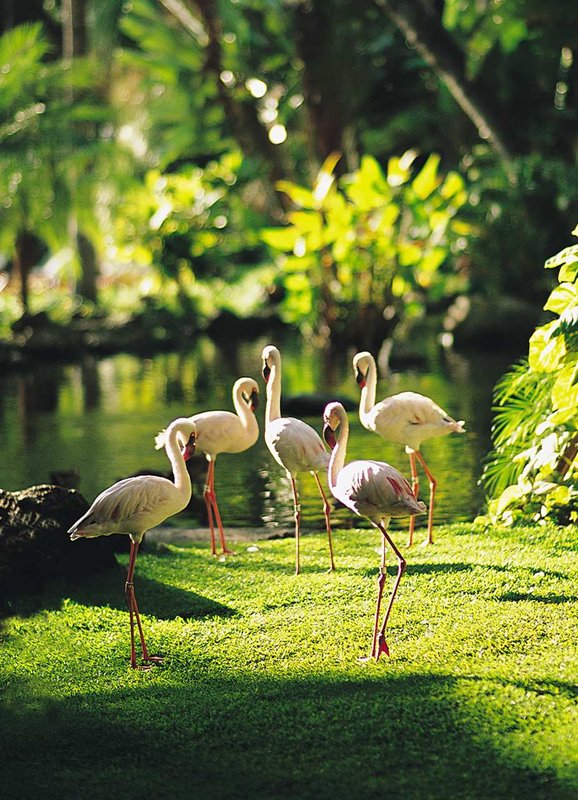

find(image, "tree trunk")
[168,0,288,218]
[61,0,100,304]
[374,0,518,182]
[13,231,42,314]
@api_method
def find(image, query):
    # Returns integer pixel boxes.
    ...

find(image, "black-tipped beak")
[355,367,366,388]
[323,423,337,450]
[262,363,271,383]
[250,389,259,411]
[183,432,196,461]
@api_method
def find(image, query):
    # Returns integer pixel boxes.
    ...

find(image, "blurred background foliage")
[1,0,577,336]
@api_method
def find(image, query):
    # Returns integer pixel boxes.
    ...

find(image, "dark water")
[0,334,515,533]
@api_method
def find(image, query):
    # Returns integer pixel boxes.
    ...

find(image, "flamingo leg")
[370,535,388,658]
[204,461,218,555]
[289,474,301,576]
[415,451,436,545]
[373,520,406,660]
[206,460,233,555]
[407,451,419,547]
[313,472,335,572]
[125,541,162,670]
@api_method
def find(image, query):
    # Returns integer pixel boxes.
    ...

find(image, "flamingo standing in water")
[68,417,197,669]
[261,345,335,575]
[353,351,465,546]
[155,377,259,556]
[323,402,426,659]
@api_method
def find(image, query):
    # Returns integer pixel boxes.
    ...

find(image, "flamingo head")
[261,344,280,384]
[322,401,344,450]
[245,387,259,412]
[180,430,197,461]
[352,351,372,389]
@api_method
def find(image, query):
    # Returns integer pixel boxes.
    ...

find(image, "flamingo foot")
[131,655,164,670]
[374,633,390,660]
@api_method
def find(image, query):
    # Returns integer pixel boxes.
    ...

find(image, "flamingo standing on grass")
[353,351,465,546]
[322,402,426,659]
[261,344,335,575]
[68,417,197,670]
[155,377,259,556]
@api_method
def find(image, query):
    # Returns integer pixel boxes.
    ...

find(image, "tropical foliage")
[483,227,578,525]
[262,151,470,344]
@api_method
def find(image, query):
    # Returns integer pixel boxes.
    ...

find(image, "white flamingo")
[261,344,335,575]
[323,401,426,660]
[68,417,197,670]
[155,377,259,556]
[353,351,465,546]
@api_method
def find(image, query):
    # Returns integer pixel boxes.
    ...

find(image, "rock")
[0,485,117,605]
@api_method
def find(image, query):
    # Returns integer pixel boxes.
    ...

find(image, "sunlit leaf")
[261,227,300,251]
[528,322,565,372]
[276,180,315,209]
[543,282,578,314]
[544,243,578,269]
[412,153,441,200]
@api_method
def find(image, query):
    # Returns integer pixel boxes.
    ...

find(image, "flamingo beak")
[262,363,271,383]
[182,432,196,461]
[355,367,366,388]
[250,389,259,411]
[323,423,337,450]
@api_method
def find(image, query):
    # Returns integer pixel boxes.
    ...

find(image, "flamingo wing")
[336,460,426,519]
[266,417,329,474]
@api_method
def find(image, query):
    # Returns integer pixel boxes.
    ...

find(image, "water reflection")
[0,334,517,531]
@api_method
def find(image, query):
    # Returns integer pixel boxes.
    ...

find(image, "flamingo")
[353,351,465,546]
[322,401,426,660]
[261,344,335,575]
[68,417,197,670]
[155,377,259,556]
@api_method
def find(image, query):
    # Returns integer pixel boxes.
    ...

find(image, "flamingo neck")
[233,382,256,432]
[265,361,282,424]
[165,423,192,498]
[359,356,378,423]
[328,411,348,491]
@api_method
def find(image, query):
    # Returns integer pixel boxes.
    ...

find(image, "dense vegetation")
[1,0,577,341]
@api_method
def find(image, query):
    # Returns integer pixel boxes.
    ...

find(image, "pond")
[0,332,517,535]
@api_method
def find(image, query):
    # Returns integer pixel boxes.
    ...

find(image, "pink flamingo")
[155,377,259,556]
[353,351,465,546]
[323,402,426,659]
[68,417,197,669]
[262,344,335,575]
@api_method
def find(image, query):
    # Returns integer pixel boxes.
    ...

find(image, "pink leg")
[206,460,233,555]
[125,541,162,670]
[415,451,436,545]
[204,461,217,555]
[289,474,301,576]
[373,520,406,660]
[407,451,419,547]
[370,535,388,658]
[313,472,335,572]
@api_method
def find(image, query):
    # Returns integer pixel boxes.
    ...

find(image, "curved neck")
[166,425,192,497]
[265,361,282,423]
[359,357,377,422]
[233,382,257,432]
[328,411,348,491]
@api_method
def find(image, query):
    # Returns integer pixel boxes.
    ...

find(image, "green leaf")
[544,282,578,314]
[261,227,300,251]
[544,243,578,269]
[528,321,566,372]
[412,154,441,200]
[276,180,316,209]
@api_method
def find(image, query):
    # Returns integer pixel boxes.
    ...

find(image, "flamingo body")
[323,402,425,659]
[353,351,465,545]
[155,377,259,555]
[68,417,197,669]
[262,345,335,574]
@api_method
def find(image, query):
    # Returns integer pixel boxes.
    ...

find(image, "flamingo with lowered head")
[353,351,465,546]
[323,401,426,660]
[68,417,197,669]
[262,344,335,575]
[155,377,259,556]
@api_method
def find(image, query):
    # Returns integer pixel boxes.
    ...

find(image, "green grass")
[1,523,577,800]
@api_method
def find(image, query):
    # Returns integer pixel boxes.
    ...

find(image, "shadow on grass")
[1,563,237,623]
[1,671,574,800]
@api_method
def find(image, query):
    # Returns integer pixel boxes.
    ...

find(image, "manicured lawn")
[1,523,577,799]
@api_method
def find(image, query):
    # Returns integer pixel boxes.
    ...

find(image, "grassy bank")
[1,523,577,799]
